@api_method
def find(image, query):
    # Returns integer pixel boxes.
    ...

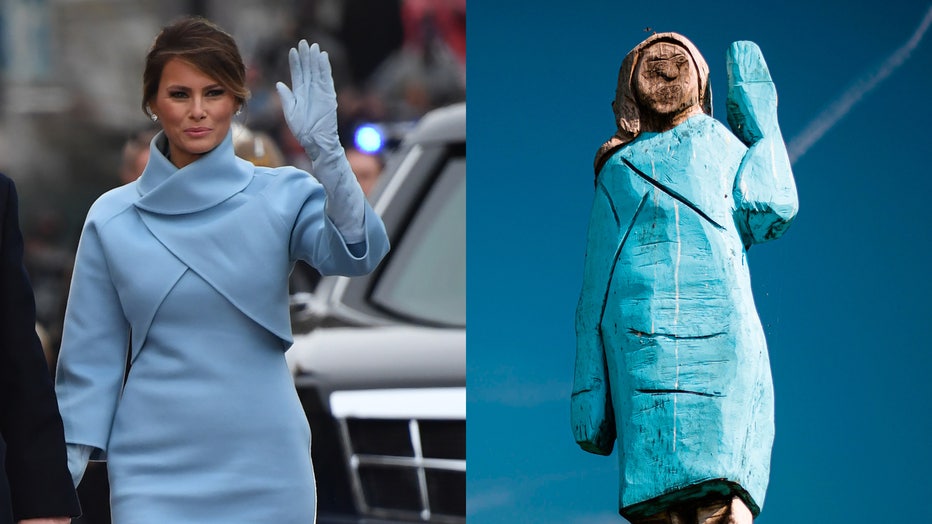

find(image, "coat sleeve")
[55,216,130,458]
[0,176,81,519]
[572,178,620,456]
[732,135,798,248]
[288,174,389,277]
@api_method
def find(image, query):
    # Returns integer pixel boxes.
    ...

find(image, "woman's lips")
[184,127,211,138]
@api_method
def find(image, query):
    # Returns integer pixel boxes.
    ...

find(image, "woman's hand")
[275,40,340,163]
[276,39,366,244]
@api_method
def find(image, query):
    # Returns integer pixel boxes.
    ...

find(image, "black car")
[287,102,466,524]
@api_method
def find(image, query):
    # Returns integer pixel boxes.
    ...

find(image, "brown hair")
[142,17,249,117]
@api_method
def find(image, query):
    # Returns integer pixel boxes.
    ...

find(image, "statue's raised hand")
[276,40,340,162]
[726,41,779,145]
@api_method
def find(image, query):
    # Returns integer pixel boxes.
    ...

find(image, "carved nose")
[658,62,678,80]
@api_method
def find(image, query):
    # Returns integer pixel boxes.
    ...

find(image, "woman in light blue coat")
[55,17,388,523]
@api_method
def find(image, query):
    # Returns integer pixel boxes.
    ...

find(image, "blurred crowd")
[14,0,466,371]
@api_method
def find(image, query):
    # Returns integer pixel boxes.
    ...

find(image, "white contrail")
[787,5,932,163]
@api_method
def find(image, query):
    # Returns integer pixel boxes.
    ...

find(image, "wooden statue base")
[630,496,752,524]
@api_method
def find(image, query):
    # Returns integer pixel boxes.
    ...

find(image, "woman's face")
[634,42,699,118]
[149,58,237,169]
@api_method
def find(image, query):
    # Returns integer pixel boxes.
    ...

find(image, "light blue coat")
[55,130,389,523]
[572,114,797,519]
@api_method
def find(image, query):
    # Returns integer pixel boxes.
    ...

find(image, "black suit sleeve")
[0,174,80,521]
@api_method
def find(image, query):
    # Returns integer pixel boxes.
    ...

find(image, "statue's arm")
[571,183,619,456]
[726,41,799,247]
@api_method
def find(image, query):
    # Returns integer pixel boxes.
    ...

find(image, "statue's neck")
[639,104,704,133]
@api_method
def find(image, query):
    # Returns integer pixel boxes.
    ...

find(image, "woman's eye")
[169,91,188,99]
[207,89,225,97]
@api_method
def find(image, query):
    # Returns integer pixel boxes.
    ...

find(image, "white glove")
[66,443,92,487]
[276,40,365,244]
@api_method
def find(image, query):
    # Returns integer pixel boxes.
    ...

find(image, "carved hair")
[594,32,712,180]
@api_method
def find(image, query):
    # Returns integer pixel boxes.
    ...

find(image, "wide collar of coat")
[617,114,742,230]
[135,129,252,215]
[126,130,293,351]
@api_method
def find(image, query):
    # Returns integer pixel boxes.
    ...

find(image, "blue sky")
[467,1,932,522]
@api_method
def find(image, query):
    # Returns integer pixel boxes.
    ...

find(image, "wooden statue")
[572,33,798,524]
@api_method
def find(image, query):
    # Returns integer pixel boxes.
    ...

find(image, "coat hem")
[620,479,761,520]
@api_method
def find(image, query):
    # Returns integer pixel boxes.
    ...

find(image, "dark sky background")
[467,1,932,522]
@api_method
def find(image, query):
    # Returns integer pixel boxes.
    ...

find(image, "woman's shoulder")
[85,183,140,225]
[251,162,314,180]
[248,163,323,195]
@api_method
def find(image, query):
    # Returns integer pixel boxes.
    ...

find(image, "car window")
[370,156,465,326]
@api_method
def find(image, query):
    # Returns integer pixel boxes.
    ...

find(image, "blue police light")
[354,124,383,154]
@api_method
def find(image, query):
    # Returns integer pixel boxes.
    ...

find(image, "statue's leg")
[695,496,753,524]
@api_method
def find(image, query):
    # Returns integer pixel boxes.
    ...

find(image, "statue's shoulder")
[596,147,652,195]
[685,113,731,136]
[680,115,748,158]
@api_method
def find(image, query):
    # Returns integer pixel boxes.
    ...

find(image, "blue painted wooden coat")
[572,114,797,518]
[55,131,388,523]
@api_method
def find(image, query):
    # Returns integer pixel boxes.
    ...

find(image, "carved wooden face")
[634,41,700,119]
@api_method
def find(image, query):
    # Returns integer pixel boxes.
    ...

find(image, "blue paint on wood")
[572,39,798,520]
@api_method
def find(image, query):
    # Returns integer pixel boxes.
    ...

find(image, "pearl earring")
[150,113,158,122]
[235,107,242,116]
